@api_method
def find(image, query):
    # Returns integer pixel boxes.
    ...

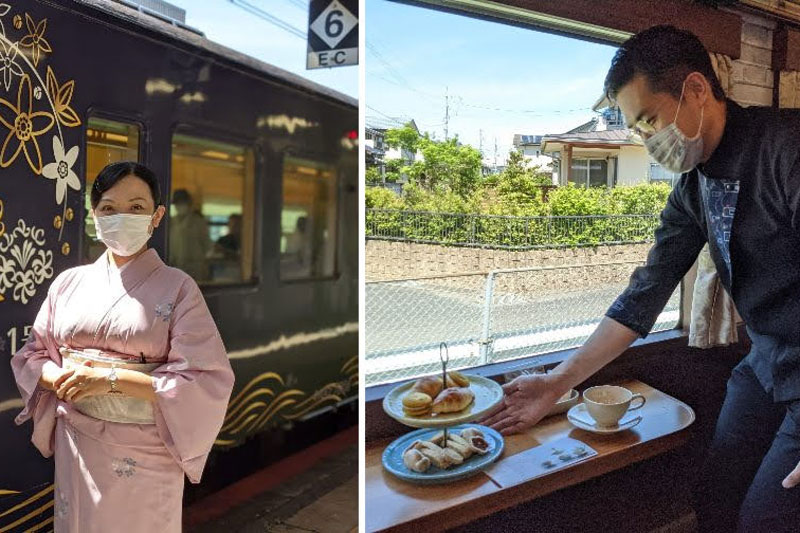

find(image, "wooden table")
[365,380,695,533]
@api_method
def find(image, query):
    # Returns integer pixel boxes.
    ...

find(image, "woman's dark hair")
[604,25,725,102]
[90,161,161,209]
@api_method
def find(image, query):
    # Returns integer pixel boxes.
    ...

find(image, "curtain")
[687,54,739,348]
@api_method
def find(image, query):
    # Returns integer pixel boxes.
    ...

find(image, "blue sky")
[366,0,619,161]
[169,0,357,98]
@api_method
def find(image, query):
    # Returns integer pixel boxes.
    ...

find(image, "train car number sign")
[307,0,358,69]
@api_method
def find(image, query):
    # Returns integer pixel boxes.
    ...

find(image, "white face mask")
[95,213,154,257]
[644,82,705,173]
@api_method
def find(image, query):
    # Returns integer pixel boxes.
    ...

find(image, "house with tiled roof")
[533,102,680,188]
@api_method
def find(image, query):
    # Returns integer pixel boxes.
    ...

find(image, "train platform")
[186,427,358,533]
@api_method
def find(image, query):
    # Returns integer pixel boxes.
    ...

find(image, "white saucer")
[566,403,642,434]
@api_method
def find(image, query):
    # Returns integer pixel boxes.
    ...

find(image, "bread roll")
[432,387,475,414]
[411,376,442,398]
[447,371,470,388]
[403,448,431,473]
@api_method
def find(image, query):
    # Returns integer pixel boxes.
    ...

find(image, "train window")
[169,134,255,285]
[280,157,337,280]
[84,117,141,263]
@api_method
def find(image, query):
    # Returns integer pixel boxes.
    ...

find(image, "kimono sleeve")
[151,276,234,483]
[606,181,707,337]
[10,273,65,457]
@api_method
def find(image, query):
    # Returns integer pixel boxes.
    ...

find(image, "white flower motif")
[0,38,22,92]
[0,4,9,37]
[0,219,53,304]
[42,136,80,204]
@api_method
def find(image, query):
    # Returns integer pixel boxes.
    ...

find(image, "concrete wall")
[366,239,652,281]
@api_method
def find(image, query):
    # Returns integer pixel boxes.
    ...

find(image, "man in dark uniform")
[483,25,800,531]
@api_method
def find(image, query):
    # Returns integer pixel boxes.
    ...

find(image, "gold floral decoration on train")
[19,13,50,67]
[214,356,359,447]
[0,4,84,241]
[0,74,54,174]
[46,66,80,127]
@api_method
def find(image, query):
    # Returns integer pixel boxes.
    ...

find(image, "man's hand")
[783,461,800,488]
[479,373,566,435]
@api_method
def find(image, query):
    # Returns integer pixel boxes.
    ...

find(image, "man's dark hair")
[172,189,192,206]
[91,161,161,209]
[604,25,725,102]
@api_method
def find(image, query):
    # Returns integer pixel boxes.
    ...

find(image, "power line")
[228,0,306,40]
[280,0,308,10]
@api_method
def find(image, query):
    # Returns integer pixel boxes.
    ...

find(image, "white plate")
[382,374,503,429]
[566,403,642,434]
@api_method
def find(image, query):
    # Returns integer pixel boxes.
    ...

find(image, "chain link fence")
[366,209,660,249]
[365,261,681,386]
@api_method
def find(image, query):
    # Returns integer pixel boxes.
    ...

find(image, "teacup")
[582,385,646,427]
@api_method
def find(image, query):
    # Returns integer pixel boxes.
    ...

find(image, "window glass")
[649,163,679,187]
[280,157,337,280]
[169,134,255,285]
[589,159,607,187]
[84,118,140,263]
[568,158,587,187]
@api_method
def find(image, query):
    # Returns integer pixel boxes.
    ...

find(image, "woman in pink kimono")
[11,161,235,532]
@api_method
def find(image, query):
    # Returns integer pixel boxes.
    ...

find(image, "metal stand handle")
[440,342,449,448]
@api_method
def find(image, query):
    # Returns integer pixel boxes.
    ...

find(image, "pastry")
[429,431,471,457]
[459,428,490,454]
[402,391,432,417]
[402,392,432,409]
[445,434,474,459]
[403,448,431,473]
[412,440,454,469]
[431,387,475,414]
[447,370,470,388]
[466,435,490,455]
[441,446,464,466]
[460,427,484,440]
[411,376,443,398]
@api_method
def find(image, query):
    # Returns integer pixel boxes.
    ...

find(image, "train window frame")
[278,150,341,284]
[167,123,262,293]
[81,109,149,264]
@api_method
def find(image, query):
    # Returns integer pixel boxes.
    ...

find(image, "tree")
[489,150,552,213]
[405,136,482,198]
[384,123,421,153]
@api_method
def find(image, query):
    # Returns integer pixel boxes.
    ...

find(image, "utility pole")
[493,137,498,173]
[479,129,484,157]
[444,86,450,141]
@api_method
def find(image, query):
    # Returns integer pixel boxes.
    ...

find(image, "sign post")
[307,0,358,69]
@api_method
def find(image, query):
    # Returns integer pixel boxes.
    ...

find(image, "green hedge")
[365,182,669,248]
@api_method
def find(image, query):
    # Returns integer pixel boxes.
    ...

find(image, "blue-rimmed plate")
[382,424,505,484]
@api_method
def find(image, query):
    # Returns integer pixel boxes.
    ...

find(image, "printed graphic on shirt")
[699,173,739,278]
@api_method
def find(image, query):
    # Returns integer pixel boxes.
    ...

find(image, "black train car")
[0,0,358,528]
